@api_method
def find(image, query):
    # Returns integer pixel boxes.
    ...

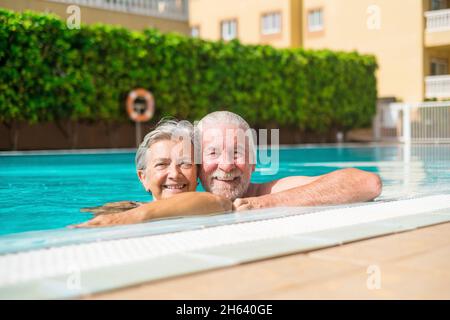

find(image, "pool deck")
[86,221,450,300]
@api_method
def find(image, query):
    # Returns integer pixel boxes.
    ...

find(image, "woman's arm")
[80,201,144,215]
[70,192,232,228]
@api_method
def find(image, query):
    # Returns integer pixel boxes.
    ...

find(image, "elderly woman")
[72,119,232,228]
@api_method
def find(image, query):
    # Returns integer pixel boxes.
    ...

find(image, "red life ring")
[126,88,154,122]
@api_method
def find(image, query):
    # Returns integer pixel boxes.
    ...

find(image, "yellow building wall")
[290,0,303,47]
[302,0,425,102]
[0,0,189,34]
[425,30,450,48]
[189,0,300,48]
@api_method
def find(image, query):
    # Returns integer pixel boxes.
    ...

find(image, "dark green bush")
[0,8,377,134]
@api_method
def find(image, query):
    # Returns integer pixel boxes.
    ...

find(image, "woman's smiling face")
[138,139,197,200]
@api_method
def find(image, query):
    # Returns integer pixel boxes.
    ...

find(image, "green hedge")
[0,9,377,133]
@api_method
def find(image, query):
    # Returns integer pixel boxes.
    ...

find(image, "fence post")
[402,103,411,163]
[402,103,411,144]
[373,102,381,141]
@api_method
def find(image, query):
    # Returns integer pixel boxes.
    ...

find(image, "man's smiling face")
[199,124,255,200]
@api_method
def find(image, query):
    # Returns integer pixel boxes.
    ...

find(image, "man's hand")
[233,197,269,211]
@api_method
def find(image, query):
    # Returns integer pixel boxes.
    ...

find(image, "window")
[261,12,281,35]
[431,58,448,75]
[431,0,448,10]
[221,19,237,41]
[191,26,200,38]
[308,9,323,32]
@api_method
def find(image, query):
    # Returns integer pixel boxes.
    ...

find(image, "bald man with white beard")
[196,111,382,211]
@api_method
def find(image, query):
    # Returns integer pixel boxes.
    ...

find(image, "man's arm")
[234,168,382,210]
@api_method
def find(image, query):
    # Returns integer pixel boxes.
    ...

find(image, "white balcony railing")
[425,75,450,99]
[425,9,450,32]
[49,0,188,21]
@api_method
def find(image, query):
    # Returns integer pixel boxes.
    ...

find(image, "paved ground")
[87,222,450,299]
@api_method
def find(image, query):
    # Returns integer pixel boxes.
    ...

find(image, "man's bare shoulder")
[246,175,322,197]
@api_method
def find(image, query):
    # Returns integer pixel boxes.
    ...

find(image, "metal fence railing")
[375,101,450,144]
[373,100,402,142]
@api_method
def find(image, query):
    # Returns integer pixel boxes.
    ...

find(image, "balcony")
[425,9,450,32]
[425,75,450,99]
[425,9,450,46]
[49,0,189,21]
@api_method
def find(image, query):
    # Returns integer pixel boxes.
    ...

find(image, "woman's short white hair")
[135,118,194,171]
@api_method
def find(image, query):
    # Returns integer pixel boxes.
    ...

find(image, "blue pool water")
[1,144,450,238]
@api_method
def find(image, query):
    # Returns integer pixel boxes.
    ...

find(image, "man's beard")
[203,169,250,201]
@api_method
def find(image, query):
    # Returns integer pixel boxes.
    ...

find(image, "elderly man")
[196,111,382,211]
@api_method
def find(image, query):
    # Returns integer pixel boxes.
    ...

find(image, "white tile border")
[1,195,450,299]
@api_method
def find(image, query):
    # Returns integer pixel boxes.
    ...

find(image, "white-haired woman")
[72,119,232,228]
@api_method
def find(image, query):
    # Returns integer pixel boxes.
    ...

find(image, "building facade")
[189,0,302,48]
[189,0,450,103]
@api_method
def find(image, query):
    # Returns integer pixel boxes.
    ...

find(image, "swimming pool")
[1,143,450,298]
[1,144,450,237]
